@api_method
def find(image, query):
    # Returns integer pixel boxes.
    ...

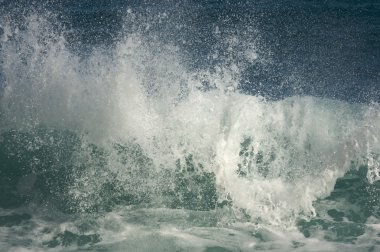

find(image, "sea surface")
[0,0,380,251]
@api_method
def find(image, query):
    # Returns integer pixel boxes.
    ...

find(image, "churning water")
[0,1,380,251]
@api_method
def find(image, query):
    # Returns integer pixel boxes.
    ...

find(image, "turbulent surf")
[0,1,379,251]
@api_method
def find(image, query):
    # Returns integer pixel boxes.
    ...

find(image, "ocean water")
[0,0,380,251]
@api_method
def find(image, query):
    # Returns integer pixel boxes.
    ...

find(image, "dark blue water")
[2,0,379,101]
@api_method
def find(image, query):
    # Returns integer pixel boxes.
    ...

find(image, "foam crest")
[0,13,379,228]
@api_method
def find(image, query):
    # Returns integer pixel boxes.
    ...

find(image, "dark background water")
[1,0,379,102]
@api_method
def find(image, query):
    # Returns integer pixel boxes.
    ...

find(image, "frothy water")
[0,2,380,251]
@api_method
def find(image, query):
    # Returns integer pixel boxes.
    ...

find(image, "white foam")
[0,14,379,229]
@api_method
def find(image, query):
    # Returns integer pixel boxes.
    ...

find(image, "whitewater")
[0,1,380,251]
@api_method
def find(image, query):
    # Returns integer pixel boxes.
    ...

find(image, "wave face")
[0,1,380,251]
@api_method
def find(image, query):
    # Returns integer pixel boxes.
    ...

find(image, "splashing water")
[0,2,380,251]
